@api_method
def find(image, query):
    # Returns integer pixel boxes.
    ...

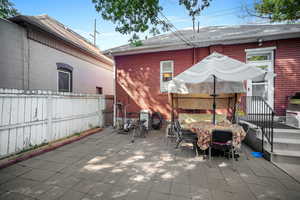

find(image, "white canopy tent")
[167,52,268,94]
[167,52,269,124]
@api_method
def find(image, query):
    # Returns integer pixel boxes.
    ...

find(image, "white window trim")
[160,60,174,93]
[245,46,276,53]
[57,70,71,92]
[245,48,275,72]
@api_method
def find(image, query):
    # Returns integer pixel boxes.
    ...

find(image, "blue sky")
[11,0,263,50]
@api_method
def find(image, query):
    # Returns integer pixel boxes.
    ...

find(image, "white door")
[246,49,275,113]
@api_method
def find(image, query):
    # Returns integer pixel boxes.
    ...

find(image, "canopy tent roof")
[167,52,267,94]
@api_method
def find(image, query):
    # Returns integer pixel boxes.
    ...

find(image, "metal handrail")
[236,96,274,153]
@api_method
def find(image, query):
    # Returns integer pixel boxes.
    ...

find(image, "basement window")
[160,60,174,92]
[96,87,103,94]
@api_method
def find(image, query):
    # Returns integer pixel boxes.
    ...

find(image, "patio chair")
[165,123,177,145]
[209,130,235,169]
[174,120,199,156]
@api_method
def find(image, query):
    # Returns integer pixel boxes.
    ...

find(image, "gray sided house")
[0,15,113,94]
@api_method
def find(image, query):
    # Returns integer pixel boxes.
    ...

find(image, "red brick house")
[106,24,300,120]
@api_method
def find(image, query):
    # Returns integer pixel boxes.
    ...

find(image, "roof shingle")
[106,24,300,56]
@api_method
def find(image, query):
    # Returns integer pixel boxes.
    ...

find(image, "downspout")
[112,55,117,128]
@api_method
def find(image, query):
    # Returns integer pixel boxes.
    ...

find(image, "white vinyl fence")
[0,88,105,159]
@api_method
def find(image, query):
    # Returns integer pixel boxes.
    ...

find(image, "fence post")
[46,94,53,142]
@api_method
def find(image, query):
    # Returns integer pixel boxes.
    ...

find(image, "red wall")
[275,39,300,114]
[115,38,300,119]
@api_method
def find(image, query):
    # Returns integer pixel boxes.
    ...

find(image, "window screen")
[160,61,174,92]
[247,53,271,61]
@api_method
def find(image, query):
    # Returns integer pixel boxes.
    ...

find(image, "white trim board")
[245,46,277,52]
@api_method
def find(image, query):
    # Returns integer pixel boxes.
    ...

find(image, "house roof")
[10,14,113,67]
[106,24,300,56]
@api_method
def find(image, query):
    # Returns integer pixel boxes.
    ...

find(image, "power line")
[157,15,193,46]
[158,11,197,47]
[162,3,254,24]
[203,3,252,16]
[204,9,240,17]
[159,17,194,47]
[155,3,255,47]
[202,9,244,18]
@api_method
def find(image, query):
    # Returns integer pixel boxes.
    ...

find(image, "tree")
[250,0,300,23]
[179,0,211,29]
[92,0,211,44]
[0,0,19,19]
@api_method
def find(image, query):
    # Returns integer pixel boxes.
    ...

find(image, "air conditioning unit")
[286,110,300,129]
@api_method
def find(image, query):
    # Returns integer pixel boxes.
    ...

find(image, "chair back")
[173,120,182,139]
[211,130,233,144]
[174,120,180,132]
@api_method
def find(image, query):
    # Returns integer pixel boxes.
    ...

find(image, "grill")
[286,92,300,128]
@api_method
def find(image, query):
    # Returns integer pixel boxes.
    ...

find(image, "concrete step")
[273,128,300,139]
[273,138,300,151]
[262,137,300,165]
[272,150,300,165]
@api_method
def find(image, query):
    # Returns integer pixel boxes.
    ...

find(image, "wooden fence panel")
[0,88,105,159]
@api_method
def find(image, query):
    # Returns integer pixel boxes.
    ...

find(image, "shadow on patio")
[1,127,300,200]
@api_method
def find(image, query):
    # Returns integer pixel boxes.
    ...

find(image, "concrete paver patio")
[1,127,300,200]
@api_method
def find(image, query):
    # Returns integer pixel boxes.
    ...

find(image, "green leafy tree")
[0,0,19,19]
[92,0,211,45]
[253,0,300,22]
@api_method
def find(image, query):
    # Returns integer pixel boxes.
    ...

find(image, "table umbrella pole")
[212,75,216,125]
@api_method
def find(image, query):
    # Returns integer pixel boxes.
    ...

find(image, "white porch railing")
[0,88,105,159]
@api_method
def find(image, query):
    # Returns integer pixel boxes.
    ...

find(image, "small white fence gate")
[0,88,105,159]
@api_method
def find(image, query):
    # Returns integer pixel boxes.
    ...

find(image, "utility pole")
[90,19,99,46]
[192,16,195,32]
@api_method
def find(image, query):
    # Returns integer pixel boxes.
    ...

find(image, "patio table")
[184,121,246,150]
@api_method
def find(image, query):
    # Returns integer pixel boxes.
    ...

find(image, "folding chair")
[209,130,235,169]
[174,120,199,156]
[165,123,176,145]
